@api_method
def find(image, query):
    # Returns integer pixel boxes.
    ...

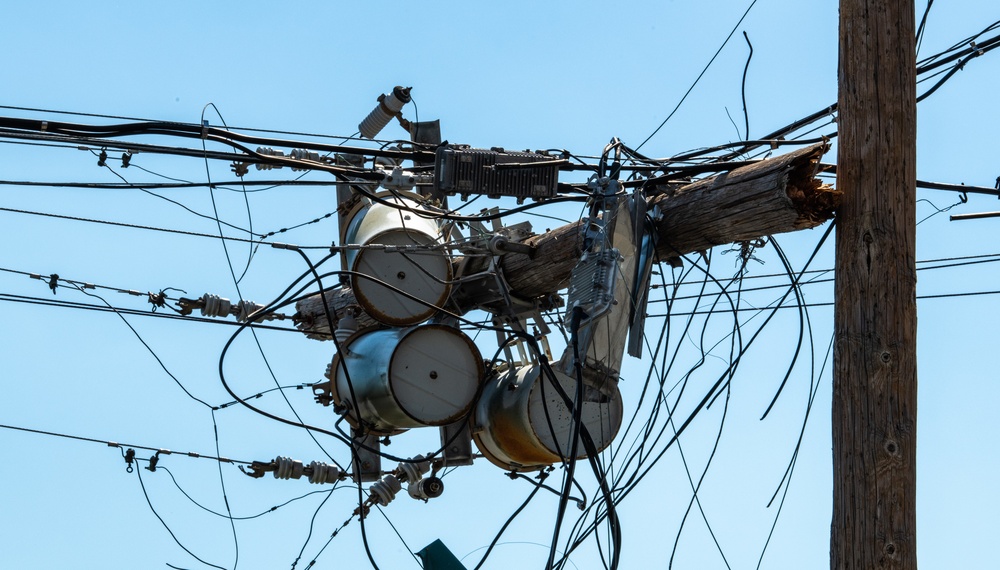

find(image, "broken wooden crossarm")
[294,143,839,339]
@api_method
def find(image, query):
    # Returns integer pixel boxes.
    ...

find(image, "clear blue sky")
[1,1,998,569]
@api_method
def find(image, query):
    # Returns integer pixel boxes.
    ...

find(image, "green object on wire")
[416,539,467,570]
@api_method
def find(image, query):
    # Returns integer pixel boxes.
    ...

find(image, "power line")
[635,0,760,151]
[160,466,336,521]
[0,422,252,465]
[0,103,368,144]
[0,178,342,190]
[0,292,302,334]
[648,288,1000,318]
[0,205,330,249]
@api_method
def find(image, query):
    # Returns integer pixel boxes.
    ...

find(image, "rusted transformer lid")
[471,363,623,471]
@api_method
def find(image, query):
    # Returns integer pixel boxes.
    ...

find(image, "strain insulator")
[307,461,343,484]
[289,149,321,171]
[369,474,402,506]
[398,454,430,484]
[273,456,304,480]
[236,300,266,322]
[200,293,232,318]
[256,147,285,170]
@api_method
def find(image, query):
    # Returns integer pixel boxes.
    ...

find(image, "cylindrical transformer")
[331,325,484,434]
[342,193,452,326]
[472,363,623,471]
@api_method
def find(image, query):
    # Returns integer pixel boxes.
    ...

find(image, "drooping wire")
[916,0,935,56]
[556,222,834,562]
[200,104,339,468]
[133,453,228,570]
[93,149,260,238]
[471,476,548,570]
[634,0,760,152]
[0,205,330,248]
[667,254,744,570]
[159,466,336,521]
[374,505,423,568]
[0,423,251,465]
[212,408,240,570]
[289,486,339,570]
[70,284,214,408]
[740,31,754,142]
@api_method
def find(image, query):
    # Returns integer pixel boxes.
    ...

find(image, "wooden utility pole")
[834,0,917,568]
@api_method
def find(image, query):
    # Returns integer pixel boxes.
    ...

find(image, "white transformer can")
[331,325,484,434]
[342,192,452,326]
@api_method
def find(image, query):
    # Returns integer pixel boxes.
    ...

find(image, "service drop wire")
[568,309,622,570]
[134,455,228,570]
[623,258,718,498]
[200,103,256,283]
[756,332,834,570]
[201,112,340,465]
[94,154,260,239]
[471,474,548,570]
[277,244,384,570]
[196,104,249,570]
[70,284,213,408]
[211,407,240,570]
[289,484,339,570]
[756,237,812,420]
[217,277,353,449]
[635,0,760,152]
[606,250,715,493]
[668,383,734,570]
[572,251,740,570]
[530,343,622,570]
[606,257,694,478]
[559,222,832,561]
[545,308,586,570]
[637,250,744,570]
[489,275,622,566]
[752,236,824,569]
[667,261,744,569]
[213,268,398,570]
[641,224,829,485]
[157,466,336,521]
[473,311,621,569]
[559,186,661,566]
[70,284,242,569]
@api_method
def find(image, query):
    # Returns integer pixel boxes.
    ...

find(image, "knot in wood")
[883,438,899,456]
